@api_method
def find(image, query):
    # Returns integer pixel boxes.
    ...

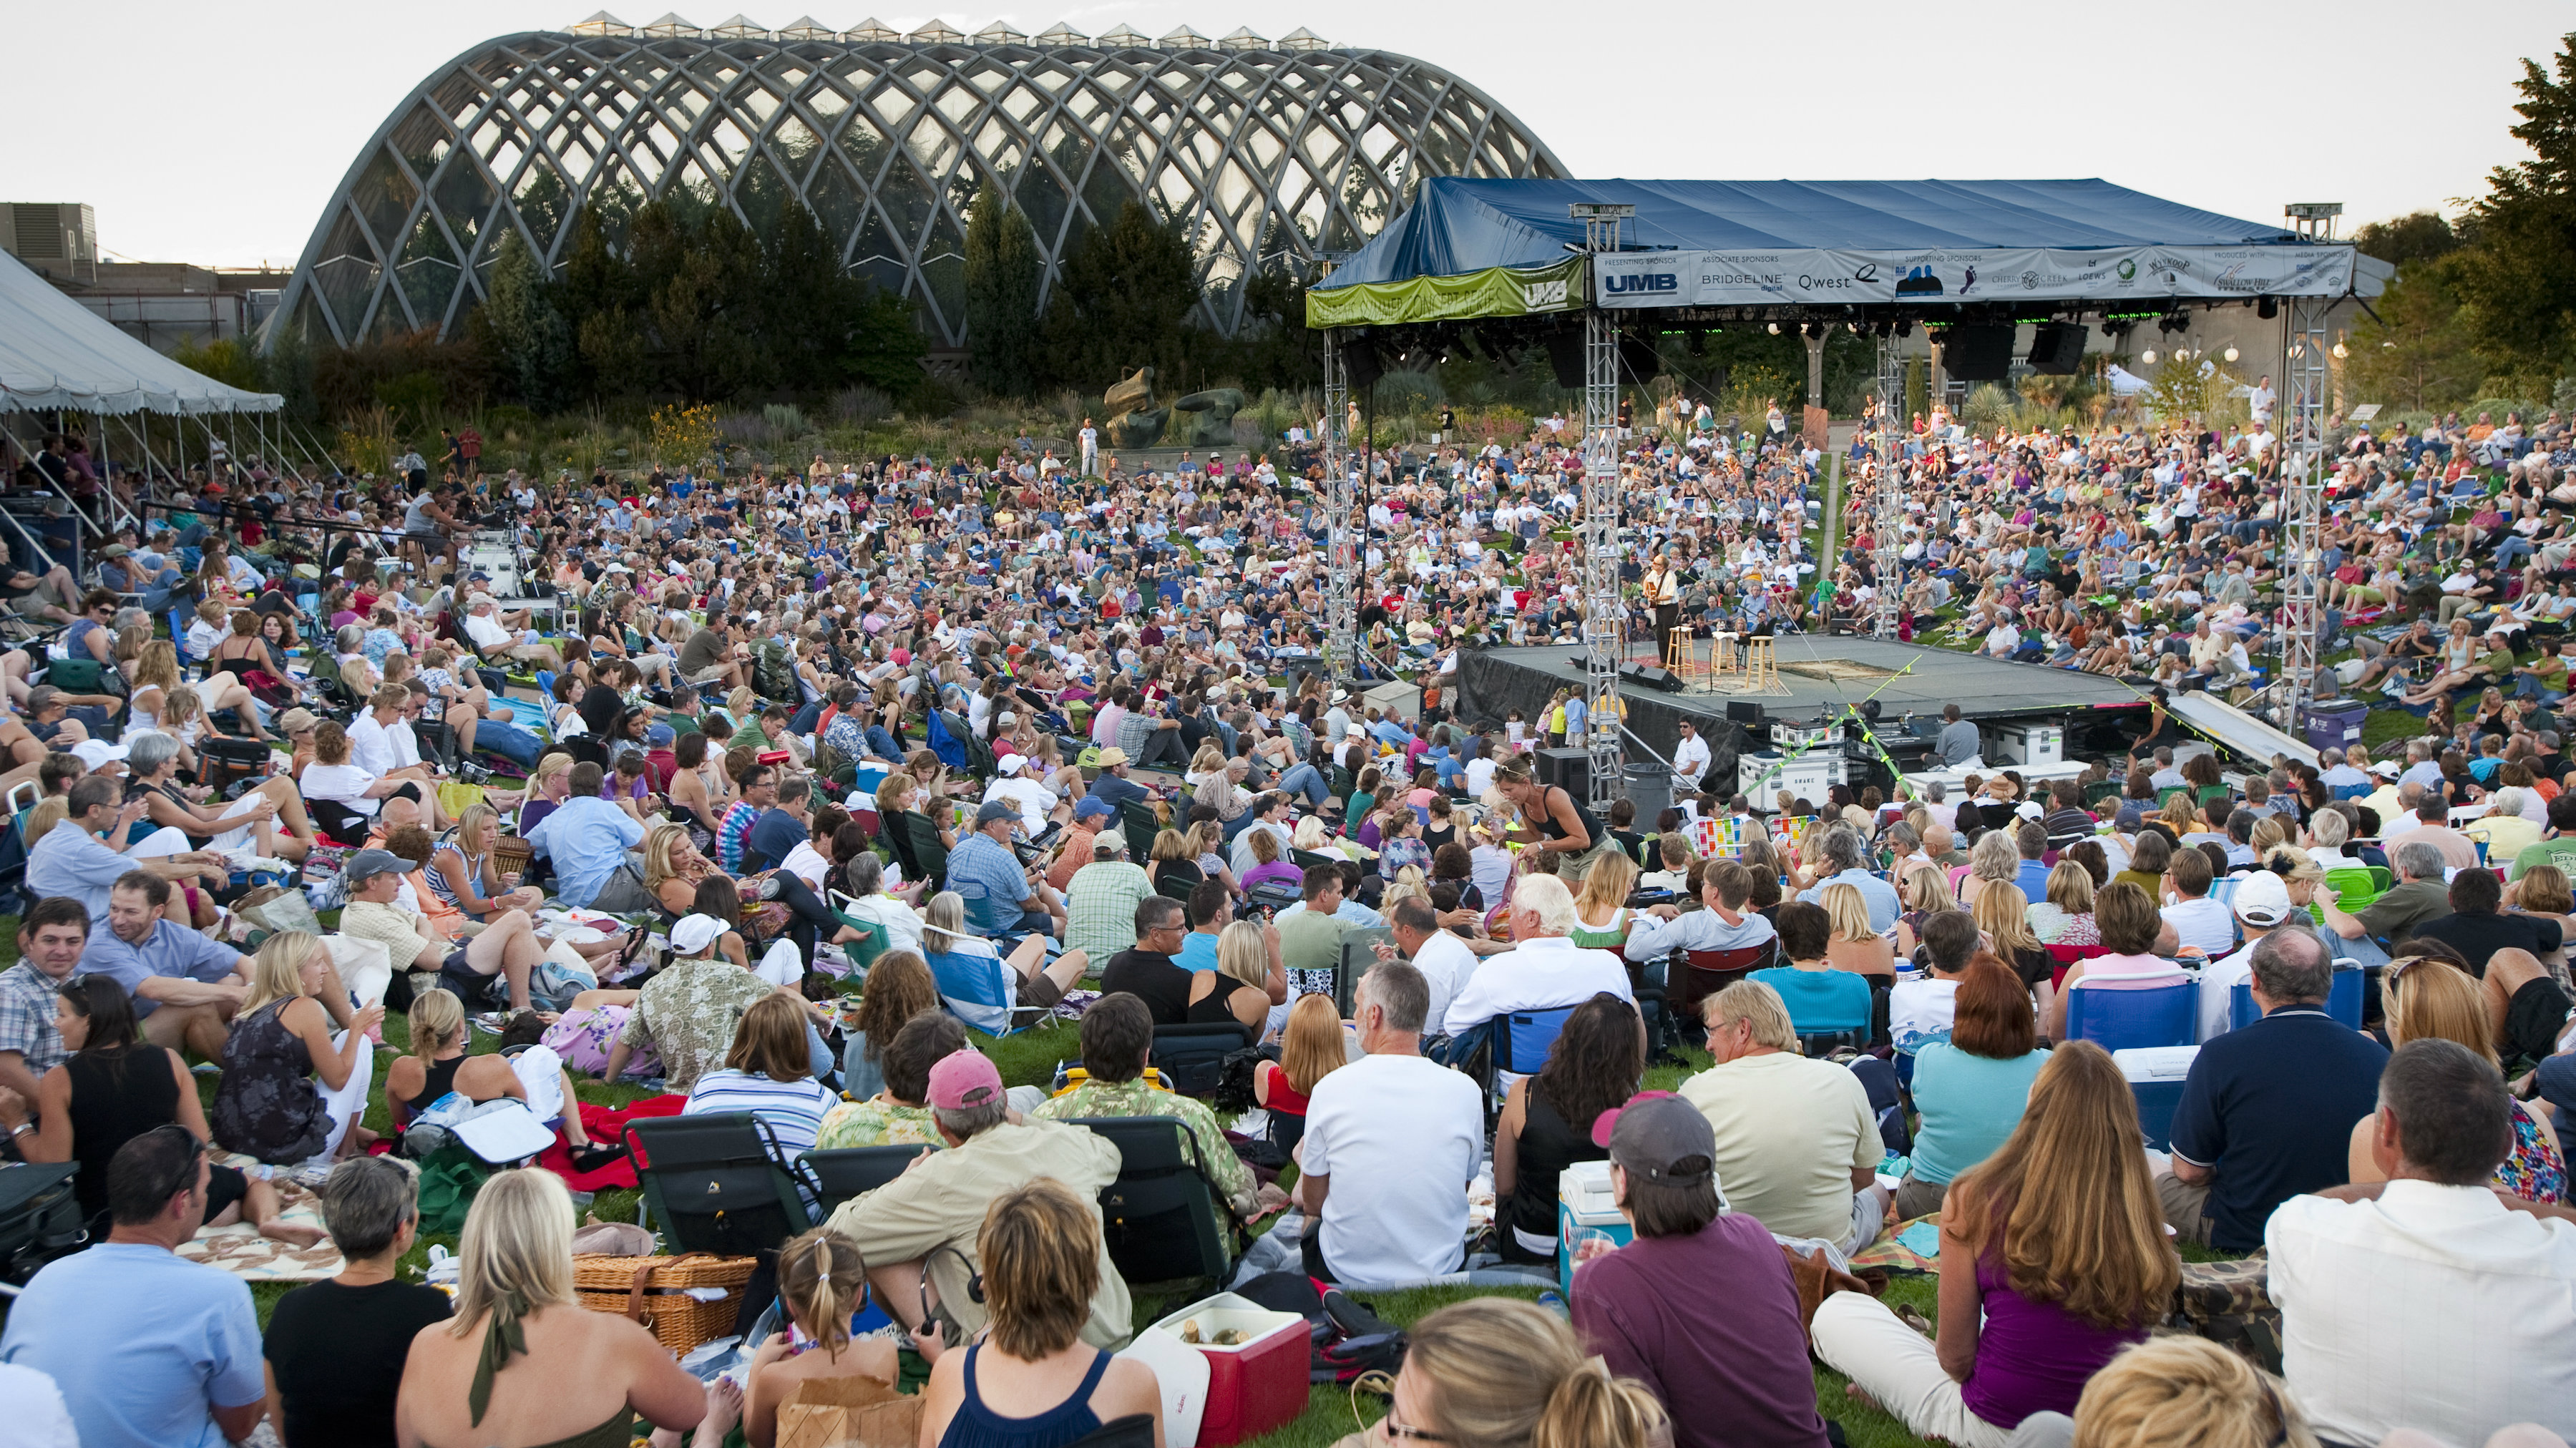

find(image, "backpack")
[1234,1271,1409,1384]
[755,639,799,703]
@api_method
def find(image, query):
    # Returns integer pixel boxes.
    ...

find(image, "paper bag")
[776,1374,924,1448]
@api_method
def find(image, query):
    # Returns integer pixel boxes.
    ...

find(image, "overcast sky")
[7,1,2566,270]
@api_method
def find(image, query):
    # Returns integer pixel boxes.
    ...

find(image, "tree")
[2346,253,2485,412]
[1039,200,1203,391]
[962,181,1043,397]
[2352,211,2463,267]
[479,230,575,411]
[2454,33,2576,388]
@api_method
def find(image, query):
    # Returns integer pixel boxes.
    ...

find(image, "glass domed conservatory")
[269,14,1563,349]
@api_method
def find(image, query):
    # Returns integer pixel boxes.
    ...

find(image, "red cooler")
[1146,1294,1311,1447]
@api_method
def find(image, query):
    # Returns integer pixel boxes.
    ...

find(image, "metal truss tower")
[2275,202,2341,727]
[1321,328,1357,684]
[1575,203,1631,813]
[1870,333,1908,637]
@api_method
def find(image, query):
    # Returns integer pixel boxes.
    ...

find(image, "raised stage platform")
[1453,636,2152,806]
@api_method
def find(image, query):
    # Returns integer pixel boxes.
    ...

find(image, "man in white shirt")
[1294,958,1483,1286]
[1623,859,1777,963]
[2269,1039,2576,1448]
[2159,848,2238,957]
[346,685,439,798]
[1669,718,1712,798]
[459,594,564,671]
[2195,869,2293,1042]
[1440,874,1634,1037]
[1385,898,1476,1039]
[978,755,1061,834]
[1682,978,1888,1255]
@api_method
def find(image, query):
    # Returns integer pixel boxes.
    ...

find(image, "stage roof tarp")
[0,250,281,415]
[1309,177,2366,327]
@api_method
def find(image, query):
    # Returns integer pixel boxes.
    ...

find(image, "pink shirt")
[2072,951,2187,992]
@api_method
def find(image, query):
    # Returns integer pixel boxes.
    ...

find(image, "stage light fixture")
[1895,318,1913,337]
[1687,328,1706,356]
[2258,297,2279,319]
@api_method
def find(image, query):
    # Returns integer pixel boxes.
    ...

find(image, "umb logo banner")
[1523,278,1568,309]
[1600,271,1677,295]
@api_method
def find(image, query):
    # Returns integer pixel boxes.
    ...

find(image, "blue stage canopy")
[1307,177,2361,326]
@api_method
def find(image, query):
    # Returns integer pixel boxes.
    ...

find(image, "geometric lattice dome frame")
[269,14,1564,351]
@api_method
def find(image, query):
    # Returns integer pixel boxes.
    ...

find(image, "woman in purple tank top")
[1810,1041,2181,1447]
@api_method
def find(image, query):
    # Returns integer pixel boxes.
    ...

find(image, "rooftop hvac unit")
[1,203,97,265]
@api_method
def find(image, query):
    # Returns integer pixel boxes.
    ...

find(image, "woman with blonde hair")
[2041,1336,2321,1448]
[644,821,713,918]
[1815,1041,2180,1446]
[918,1180,1164,1448]
[921,891,1089,1034]
[1189,919,1279,1032]
[1821,881,1896,979]
[210,931,386,1168]
[394,1169,717,1448]
[1256,993,1342,1153]
[2029,860,2099,947]
[1146,827,1203,893]
[1971,881,2051,1003]
[2347,957,2565,1203]
[1958,828,2019,909]
[1569,849,1637,952]
[1372,1296,1663,1448]
[746,1227,898,1447]
[1896,864,1953,956]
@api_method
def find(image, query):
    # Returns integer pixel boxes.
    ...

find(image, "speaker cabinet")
[1536,747,1591,798]
[2027,321,2085,375]
[1940,324,2014,381]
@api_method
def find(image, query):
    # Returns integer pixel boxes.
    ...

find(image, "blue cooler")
[1557,1159,1633,1296]
[2303,699,2368,753]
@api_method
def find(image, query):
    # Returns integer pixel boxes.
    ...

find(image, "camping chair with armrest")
[1151,1022,1256,1097]
[1121,800,1163,864]
[623,1113,811,1258]
[1677,941,1776,1022]
[2367,865,2393,894]
[900,811,950,892]
[2228,965,2363,1031]
[2046,941,2109,989]
[2065,979,2196,1052]
[1153,871,1199,905]
[821,905,892,974]
[924,946,1053,1037]
[1065,1115,1243,1286]
[795,1145,932,1217]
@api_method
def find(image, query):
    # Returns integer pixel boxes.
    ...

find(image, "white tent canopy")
[0,250,280,415]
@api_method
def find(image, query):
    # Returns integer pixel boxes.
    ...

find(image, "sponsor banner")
[1593,245,2355,308]
[1306,255,1586,328]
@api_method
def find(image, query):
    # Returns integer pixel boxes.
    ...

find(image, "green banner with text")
[1305,255,1587,329]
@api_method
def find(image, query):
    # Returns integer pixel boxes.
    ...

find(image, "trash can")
[1623,763,1672,824]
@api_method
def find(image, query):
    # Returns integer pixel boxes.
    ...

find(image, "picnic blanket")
[537,1092,687,1193]
[174,1157,345,1281]
[1848,1213,1942,1276]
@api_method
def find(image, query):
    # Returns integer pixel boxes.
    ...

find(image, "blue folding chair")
[2231,968,2363,1030]
[2116,1045,2199,1151]
[2066,981,2196,1051]
[924,946,1049,1037]
[1490,1006,1577,1077]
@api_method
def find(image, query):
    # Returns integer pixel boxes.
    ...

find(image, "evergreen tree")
[1040,200,1203,391]
[963,181,1043,397]
[481,230,575,411]
[2455,33,2576,387]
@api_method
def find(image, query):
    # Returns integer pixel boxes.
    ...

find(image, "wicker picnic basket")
[491,833,536,880]
[572,1252,756,1353]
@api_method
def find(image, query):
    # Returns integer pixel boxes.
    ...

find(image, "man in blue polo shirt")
[0,1130,264,1448]
[947,799,1065,941]
[2157,925,2387,1250]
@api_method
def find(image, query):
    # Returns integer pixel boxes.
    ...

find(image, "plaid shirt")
[0,963,67,1080]
[1029,1075,1257,1217]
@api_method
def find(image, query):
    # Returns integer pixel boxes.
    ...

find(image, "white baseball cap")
[2233,870,2293,926]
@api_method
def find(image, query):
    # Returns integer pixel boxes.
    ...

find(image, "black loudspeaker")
[1940,324,2015,381]
[1546,329,1585,389]
[1344,338,1385,390]
[1619,332,1662,382]
[2027,321,2085,375]
[1725,700,1765,725]
[1619,662,1685,693]
[1536,747,1591,797]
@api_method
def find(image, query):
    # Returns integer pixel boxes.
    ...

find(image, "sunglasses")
[137,1121,205,1203]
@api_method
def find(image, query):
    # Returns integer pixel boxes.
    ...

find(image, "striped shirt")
[680,1069,839,1160]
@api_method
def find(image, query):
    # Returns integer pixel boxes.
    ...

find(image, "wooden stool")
[1709,632,1740,683]
[1665,626,1694,675]
[1739,635,1780,693]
